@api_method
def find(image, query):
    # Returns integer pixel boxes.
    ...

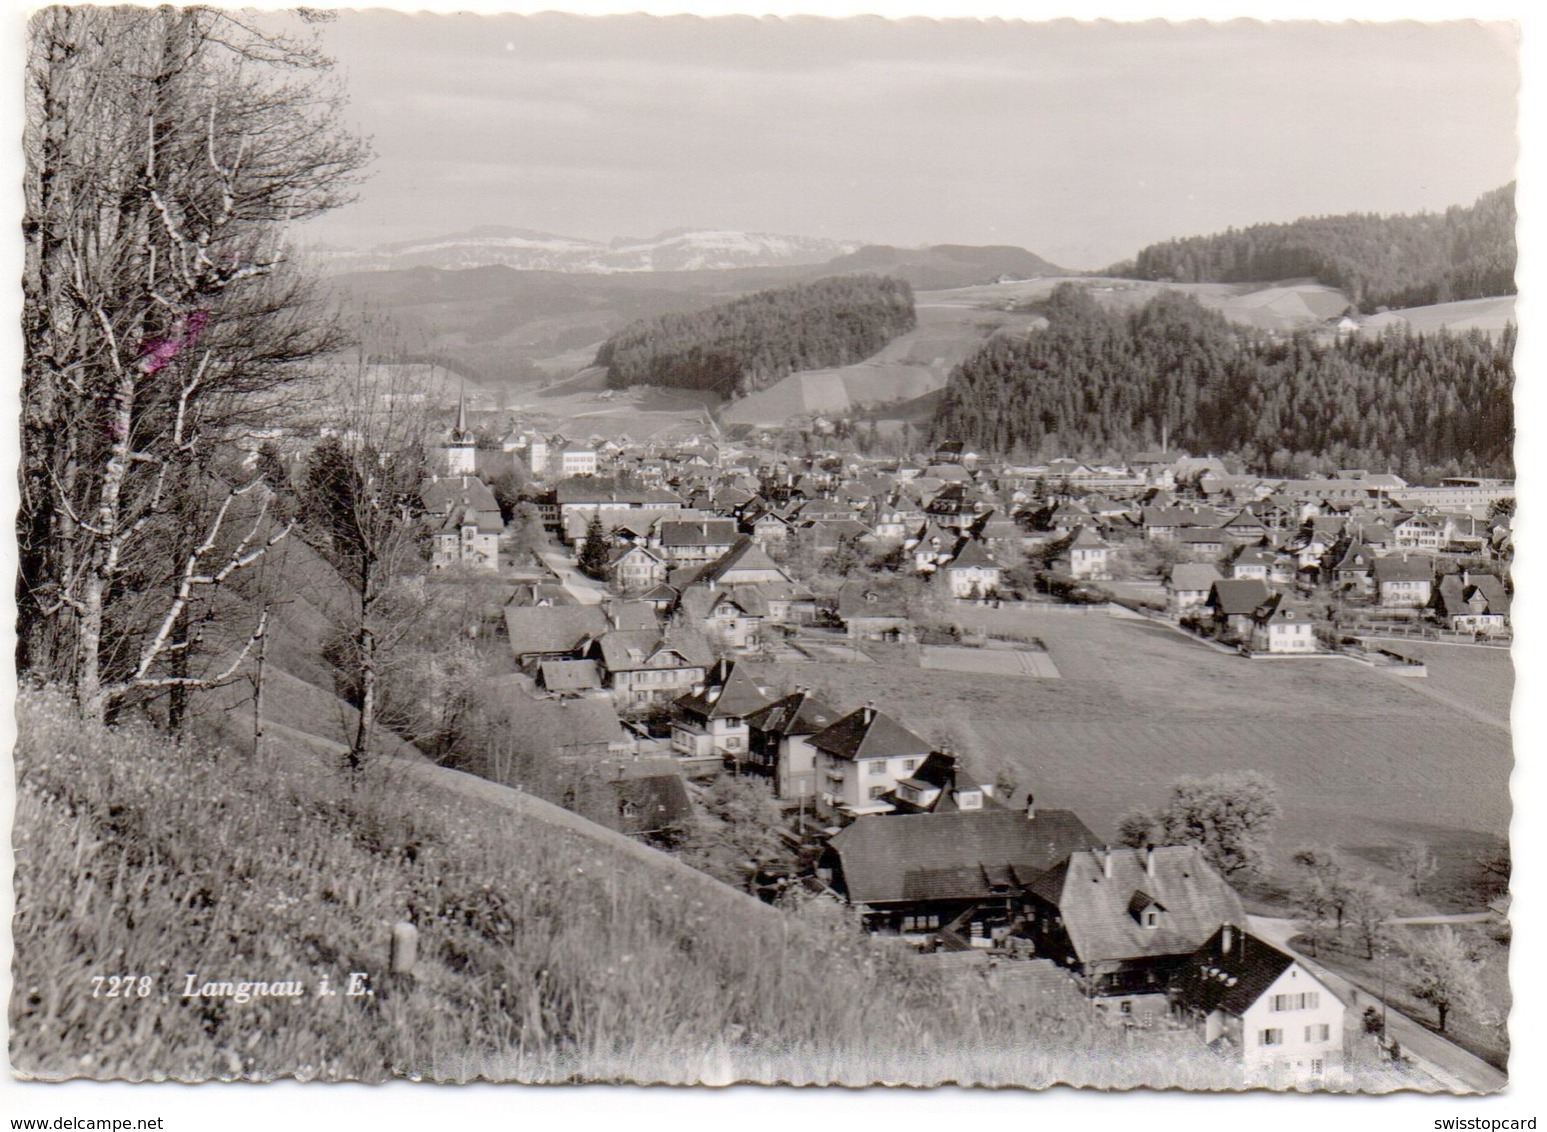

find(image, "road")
[539,550,609,606]
[1248,915,1506,1094]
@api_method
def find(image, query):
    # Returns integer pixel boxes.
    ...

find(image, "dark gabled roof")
[1207,578,1272,616]
[1027,846,1247,966]
[573,771,693,837]
[1173,927,1300,1017]
[829,808,1102,905]
[595,629,712,672]
[746,690,842,738]
[948,539,998,570]
[605,600,662,632]
[809,707,931,762]
[1436,573,1510,618]
[504,604,610,656]
[675,662,774,721]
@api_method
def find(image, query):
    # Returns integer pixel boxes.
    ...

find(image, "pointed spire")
[455,376,468,437]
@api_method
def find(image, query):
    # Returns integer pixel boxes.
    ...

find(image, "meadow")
[14,687,1284,1088]
[759,605,1512,913]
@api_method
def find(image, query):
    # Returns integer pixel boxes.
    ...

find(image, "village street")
[540,549,610,605]
[1247,915,1507,1094]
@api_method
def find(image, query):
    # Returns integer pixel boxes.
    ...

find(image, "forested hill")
[1118,184,1515,313]
[930,283,1514,480]
[594,275,916,395]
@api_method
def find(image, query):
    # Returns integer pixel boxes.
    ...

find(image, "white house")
[1173,925,1345,1085]
[1248,595,1316,654]
[810,706,933,819]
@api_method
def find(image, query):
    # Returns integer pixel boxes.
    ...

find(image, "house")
[1434,571,1511,633]
[826,805,1101,942]
[677,586,767,651]
[430,503,503,570]
[1172,925,1345,1083]
[607,543,669,593]
[810,706,933,819]
[1229,545,1275,583]
[943,539,1001,600]
[1203,579,1272,641]
[655,519,739,566]
[835,580,914,641]
[1055,526,1112,580]
[746,688,842,800]
[884,750,999,814]
[670,660,774,763]
[504,604,610,670]
[559,444,598,478]
[589,631,714,709]
[1331,541,1375,596]
[1247,594,1316,654]
[1176,528,1229,561]
[569,760,694,842]
[1372,554,1434,609]
[535,659,605,698]
[1391,511,1446,553]
[1167,564,1223,617]
[1024,845,1247,1021]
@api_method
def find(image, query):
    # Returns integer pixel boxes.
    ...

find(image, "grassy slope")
[13,688,1270,1087]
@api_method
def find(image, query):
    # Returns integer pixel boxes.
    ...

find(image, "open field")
[721,300,1045,427]
[1353,639,1513,727]
[757,605,1511,910]
[920,645,1060,678]
[1359,295,1516,337]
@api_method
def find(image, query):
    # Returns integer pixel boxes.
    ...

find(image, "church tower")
[441,383,477,477]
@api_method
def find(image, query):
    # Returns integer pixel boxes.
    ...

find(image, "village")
[277,391,1515,1090]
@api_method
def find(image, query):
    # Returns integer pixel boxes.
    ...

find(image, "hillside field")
[758,606,1511,910]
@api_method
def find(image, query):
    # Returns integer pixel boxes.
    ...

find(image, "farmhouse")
[826,806,1101,944]
[1434,571,1510,633]
[1172,925,1345,1083]
[1024,845,1246,1022]
[836,580,914,641]
[943,539,1001,599]
[589,631,714,708]
[1203,579,1272,642]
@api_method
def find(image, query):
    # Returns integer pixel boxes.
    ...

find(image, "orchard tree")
[20,7,368,721]
[1406,927,1494,1034]
[1130,771,1281,879]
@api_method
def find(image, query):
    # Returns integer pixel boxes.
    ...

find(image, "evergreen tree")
[577,514,611,579]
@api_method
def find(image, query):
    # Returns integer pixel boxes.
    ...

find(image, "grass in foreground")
[13,688,1419,1088]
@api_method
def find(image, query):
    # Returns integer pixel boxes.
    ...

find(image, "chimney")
[1103,846,1114,879]
[863,701,876,725]
[1221,923,1234,955]
[1463,568,1471,588]
[1145,843,1156,877]
[1024,792,1036,821]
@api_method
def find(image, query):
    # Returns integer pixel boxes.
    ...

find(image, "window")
[1304,1024,1331,1043]
[867,760,887,776]
[1258,1029,1283,1047]
[1119,1001,1132,1015]
[1143,910,1159,929]
[1270,992,1319,1012]
[1309,1059,1325,1077]
[902,759,919,772]
[869,785,889,799]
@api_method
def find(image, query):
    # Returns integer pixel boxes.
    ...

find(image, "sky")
[304,14,1519,269]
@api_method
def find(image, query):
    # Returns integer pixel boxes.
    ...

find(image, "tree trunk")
[350,624,376,771]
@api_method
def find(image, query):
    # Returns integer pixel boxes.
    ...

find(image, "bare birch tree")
[20,7,368,722]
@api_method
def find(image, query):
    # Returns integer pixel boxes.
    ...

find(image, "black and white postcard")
[8,2,1532,1127]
